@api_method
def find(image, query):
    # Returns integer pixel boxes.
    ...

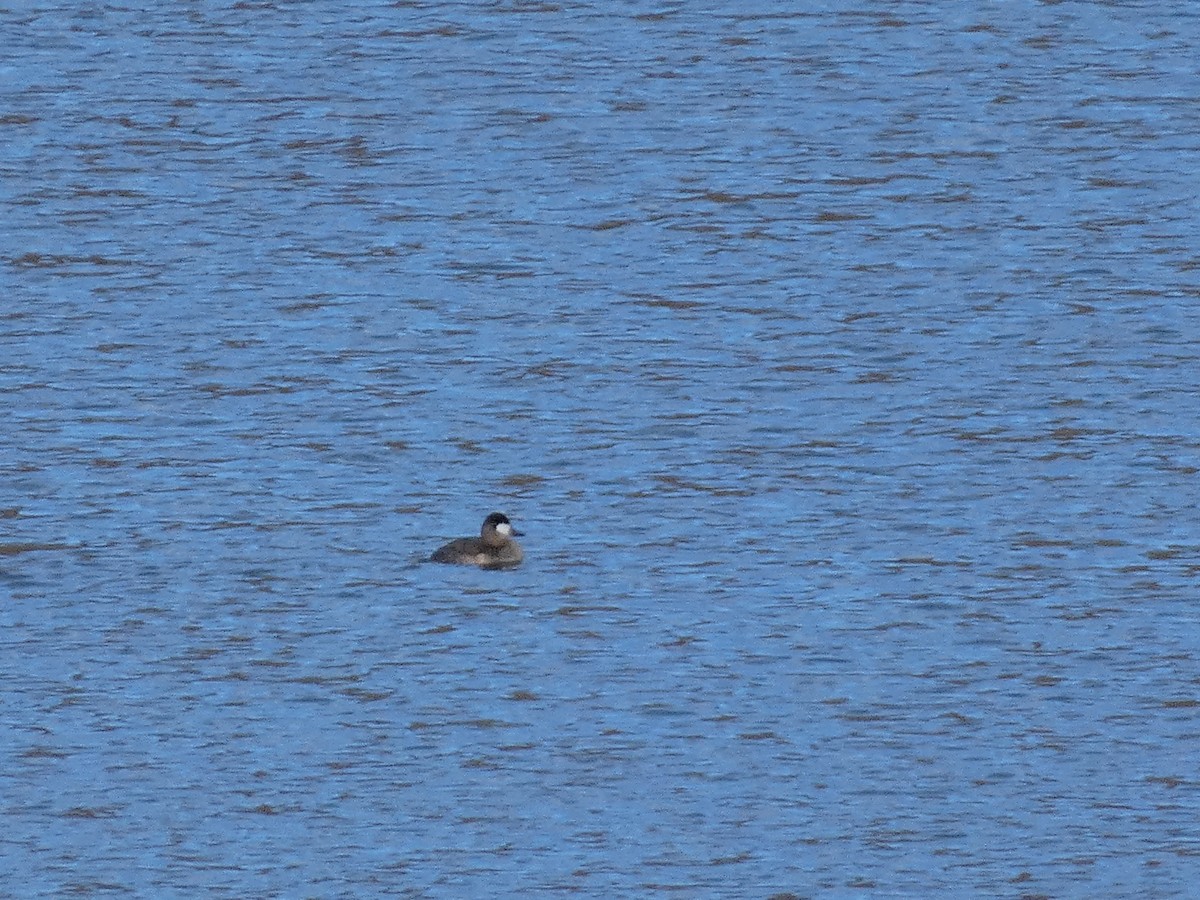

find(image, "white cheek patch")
[495,522,512,537]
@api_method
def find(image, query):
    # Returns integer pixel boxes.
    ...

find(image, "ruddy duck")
[430,512,523,568]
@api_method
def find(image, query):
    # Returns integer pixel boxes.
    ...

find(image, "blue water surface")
[3,1,1200,896]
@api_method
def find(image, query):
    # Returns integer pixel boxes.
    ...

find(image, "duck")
[430,512,523,568]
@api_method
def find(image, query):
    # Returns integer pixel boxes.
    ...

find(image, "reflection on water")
[3,1,1200,895]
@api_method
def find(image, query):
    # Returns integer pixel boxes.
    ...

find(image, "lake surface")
[3,1,1200,896]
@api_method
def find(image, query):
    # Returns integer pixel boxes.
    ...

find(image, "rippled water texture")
[4,2,1200,896]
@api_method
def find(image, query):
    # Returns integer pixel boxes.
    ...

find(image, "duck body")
[430,512,523,569]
